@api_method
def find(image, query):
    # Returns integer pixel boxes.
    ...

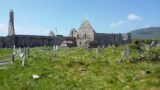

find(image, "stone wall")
[95,33,131,46]
[0,35,76,48]
[0,37,5,48]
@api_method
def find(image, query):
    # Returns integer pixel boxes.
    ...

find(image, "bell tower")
[8,9,15,36]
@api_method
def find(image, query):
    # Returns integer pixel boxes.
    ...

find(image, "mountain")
[130,27,160,40]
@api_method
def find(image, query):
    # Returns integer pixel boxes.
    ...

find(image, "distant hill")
[130,27,160,40]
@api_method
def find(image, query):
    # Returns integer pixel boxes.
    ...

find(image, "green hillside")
[130,27,160,40]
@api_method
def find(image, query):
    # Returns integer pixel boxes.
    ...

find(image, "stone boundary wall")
[95,33,131,46]
[0,35,76,48]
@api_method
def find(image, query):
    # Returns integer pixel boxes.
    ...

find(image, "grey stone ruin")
[49,31,55,37]
[8,9,15,36]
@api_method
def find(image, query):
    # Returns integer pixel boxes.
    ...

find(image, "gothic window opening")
[84,34,87,39]
[77,35,79,39]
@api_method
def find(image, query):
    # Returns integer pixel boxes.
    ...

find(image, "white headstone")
[22,56,25,67]
[13,45,16,55]
[56,45,58,50]
[157,41,160,46]
[53,45,56,50]
[150,41,155,47]
[18,47,22,56]
[20,53,24,58]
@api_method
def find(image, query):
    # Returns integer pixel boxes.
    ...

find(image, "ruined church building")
[0,10,131,48]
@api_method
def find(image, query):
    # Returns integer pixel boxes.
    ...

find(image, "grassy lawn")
[0,45,160,90]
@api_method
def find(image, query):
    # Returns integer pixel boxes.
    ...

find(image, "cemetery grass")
[0,46,160,90]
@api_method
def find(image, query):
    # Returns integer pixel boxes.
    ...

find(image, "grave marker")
[150,41,155,47]
[27,47,30,57]
[18,47,22,57]
[121,47,129,59]
[13,45,16,55]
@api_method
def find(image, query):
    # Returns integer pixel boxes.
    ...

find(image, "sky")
[0,0,160,36]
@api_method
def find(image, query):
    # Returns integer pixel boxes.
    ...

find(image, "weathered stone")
[8,9,15,36]
[69,20,131,48]
[49,31,55,37]
[0,10,131,48]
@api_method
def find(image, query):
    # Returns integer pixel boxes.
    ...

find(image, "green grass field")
[0,45,160,90]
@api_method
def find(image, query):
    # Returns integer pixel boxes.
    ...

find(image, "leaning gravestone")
[96,45,101,54]
[121,47,129,59]
[22,54,25,67]
[150,41,155,47]
[19,52,25,67]
[13,45,16,55]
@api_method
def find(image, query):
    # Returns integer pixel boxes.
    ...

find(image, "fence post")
[12,54,15,63]
[27,47,30,57]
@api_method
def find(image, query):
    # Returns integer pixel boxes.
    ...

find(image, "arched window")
[77,35,79,39]
[71,31,73,37]
[84,34,87,39]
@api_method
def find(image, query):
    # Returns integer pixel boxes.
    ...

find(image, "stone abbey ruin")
[0,10,131,48]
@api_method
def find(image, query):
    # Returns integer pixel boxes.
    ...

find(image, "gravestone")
[96,45,101,54]
[150,41,155,47]
[22,55,25,67]
[121,47,129,59]
[156,41,160,46]
[27,47,30,57]
[13,45,16,55]
[55,45,58,50]
[18,47,22,57]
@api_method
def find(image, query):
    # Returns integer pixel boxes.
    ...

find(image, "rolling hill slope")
[130,27,160,40]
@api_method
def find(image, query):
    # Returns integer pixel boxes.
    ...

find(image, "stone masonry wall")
[0,35,76,48]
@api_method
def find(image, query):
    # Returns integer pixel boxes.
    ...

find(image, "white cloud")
[127,14,141,21]
[110,14,142,28]
[110,20,126,27]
